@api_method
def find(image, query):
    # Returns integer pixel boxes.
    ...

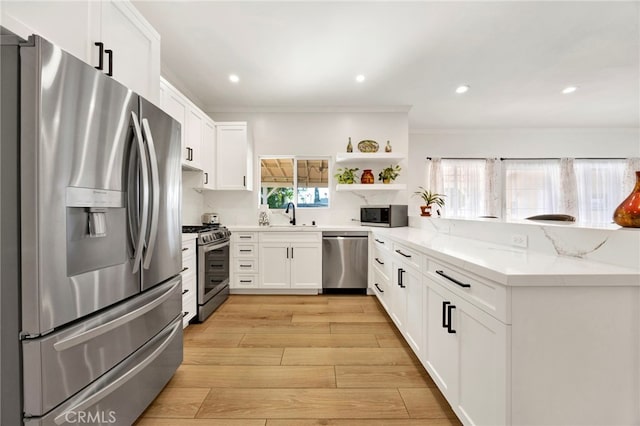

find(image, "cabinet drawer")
[392,241,423,272]
[427,259,508,323]
[233,232,257,242]
[372,245,391,281]
[234,274,259,288]
[181,239,196,268]
[182,292,197,328]
[181,268,197,298]
[235,258,257,273]
[372,233,391,251]
[235,243,258,258]
[371,268,389,311]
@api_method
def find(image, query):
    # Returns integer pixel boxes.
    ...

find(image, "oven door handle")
[201,239,230,253]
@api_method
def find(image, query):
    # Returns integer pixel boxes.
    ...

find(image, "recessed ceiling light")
[229,74,240,83]
[455,85,470,94]
[562,86,578,94]
[355,74,365,83]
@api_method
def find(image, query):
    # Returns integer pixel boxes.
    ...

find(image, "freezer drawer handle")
[395,249,411,258]
[53,279,180,352]
[435,270,471,288]
[53,318,181,425]
[374,283,384,293]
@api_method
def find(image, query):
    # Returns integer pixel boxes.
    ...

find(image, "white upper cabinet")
[95,1,160,103]
[159,78,188,163]
[1,0,160,103]
[184,108,204,171]
[200,121,216,190]
[216,123,252,191]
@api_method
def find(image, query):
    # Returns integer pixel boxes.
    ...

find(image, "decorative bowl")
[357,140,379,153]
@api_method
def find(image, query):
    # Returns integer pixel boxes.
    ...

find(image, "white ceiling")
[132,1,640,130]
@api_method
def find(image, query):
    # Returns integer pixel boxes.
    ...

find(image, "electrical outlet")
[511,234,528,248]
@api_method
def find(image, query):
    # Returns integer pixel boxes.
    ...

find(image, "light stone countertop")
[225,224,640,287]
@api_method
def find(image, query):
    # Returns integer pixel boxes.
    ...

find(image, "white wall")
[200,111,410,226]
[408,128,640,216]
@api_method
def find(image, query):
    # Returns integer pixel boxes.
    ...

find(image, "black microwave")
[360,205,408,227]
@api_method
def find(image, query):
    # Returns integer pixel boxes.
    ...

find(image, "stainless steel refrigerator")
[1,31,183,425]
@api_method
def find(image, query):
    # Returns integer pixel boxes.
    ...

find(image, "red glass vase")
[361,169,374,184]
[613,171,640,228]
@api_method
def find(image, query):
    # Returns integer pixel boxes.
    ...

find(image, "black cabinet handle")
[181,247,189,252]
[239,236,251,239]
[182,311,189,318]
[240,264,252,267]
[397,268,405,288]
[182,289,188,295]
[104,49,113,76]
[181,267,188,272]
[447,304,457,334]
[436,270,471,288]
[204,172,209,185]
[243,175,246,187]
[395,249,411,258]
[374,283,384,293]
[239,249,252,253]
[240,279,252,283]
[375,238,385,244]
[375,258,384,265]
[442,301,450,328]
[291,247,294,258]
[286,247,289,259]
[94,42,104,70]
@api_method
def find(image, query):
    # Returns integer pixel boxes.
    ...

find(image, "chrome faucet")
[285,202,296,225]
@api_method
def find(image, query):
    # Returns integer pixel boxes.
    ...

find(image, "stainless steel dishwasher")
[322,231,368,294]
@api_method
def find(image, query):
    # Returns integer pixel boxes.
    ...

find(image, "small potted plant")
[334,167,360,184]
[378,164,401,184]
[413,186,446,216]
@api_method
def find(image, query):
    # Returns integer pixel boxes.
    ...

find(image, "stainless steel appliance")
[322,231,369,293]
[182,225,231,321]
[201,212,220,224]
[360,205,408,227]
[1,33,182,425]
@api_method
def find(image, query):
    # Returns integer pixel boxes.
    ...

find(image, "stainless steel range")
[182,225,231,321]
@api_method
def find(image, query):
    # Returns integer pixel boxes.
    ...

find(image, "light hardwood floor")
[135,295,461,426]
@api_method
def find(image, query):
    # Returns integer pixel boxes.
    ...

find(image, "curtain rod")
[425,157,627,160]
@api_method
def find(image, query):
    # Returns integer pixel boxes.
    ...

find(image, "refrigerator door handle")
[130,111,149,274]
[52,318,182,425]
[141,118,160,270]
[53,278,180,352]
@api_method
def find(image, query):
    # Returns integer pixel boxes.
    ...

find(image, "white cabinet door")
[424,278,459,399]
[216,123,250,190]
[403,266,424,357]
[97,0,160,103]
[184,107,204,171]
[201,120,216,189]
[1,1,94,63]
[159,80,188,162]
[456,295,508,426]
[259,243,289,289]
[290,243,322,289]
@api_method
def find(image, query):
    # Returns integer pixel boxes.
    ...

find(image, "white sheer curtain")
[440,159,486,217]
[560,158,578,217]
[428,158,443,195]
[503,160,562,220]
[575,159,626,224]
[485,158,501,218]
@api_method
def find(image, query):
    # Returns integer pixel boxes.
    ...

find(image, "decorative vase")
[385,140,392,153]
[346,137,353,153]
[613,171,640,227]
[420,205,431,217]
[361,169,374,184]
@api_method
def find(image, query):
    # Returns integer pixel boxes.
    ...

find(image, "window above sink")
[259,156,330,209]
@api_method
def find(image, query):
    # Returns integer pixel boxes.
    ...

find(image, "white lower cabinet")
[230,232,259,289]
[424,274,508,426]
[181,235,197,327]
[259,233,322,290]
